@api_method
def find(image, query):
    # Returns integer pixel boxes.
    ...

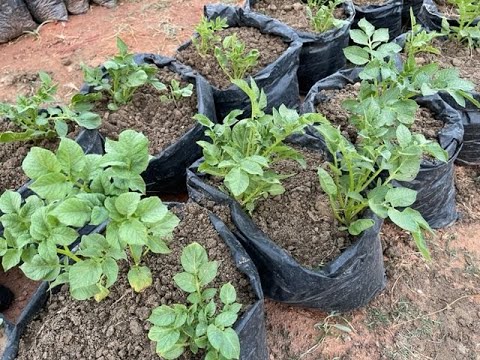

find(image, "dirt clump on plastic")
[249,147,350,269]
[17,202,255,360]
[422,39,480,92]
[95,68,197,154]
[353,0,389,6]
[176,26,287,90]
[251,0,347,33]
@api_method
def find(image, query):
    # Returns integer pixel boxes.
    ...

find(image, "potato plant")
[80,37,167,111]
[306,0,347,33]
[148,243,241,360]
[0,72,101,143]
[0,130,179,301]
[441,0,480,48]
[192,16,228,57]
[196,78,317,212]
[160,79,194,105]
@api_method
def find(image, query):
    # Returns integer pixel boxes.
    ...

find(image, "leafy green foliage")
[315,120,436,259]
[80,37,166,111]
[196,79,317,212]
[148,243,241,360]
[192,17,228,57]
[160,79,194,104]
[306,0,347,33]
[0,130,179,301]
[214,34,260,81]
[0,72,101,143]
[441,0,480,48]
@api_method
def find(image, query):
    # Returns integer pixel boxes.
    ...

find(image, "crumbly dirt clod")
[96,68,197,154]
[17,202,255,360]
[176,26,287,89]
[251,0,346,33]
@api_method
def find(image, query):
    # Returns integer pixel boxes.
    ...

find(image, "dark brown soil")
[96,68,197,154]
[250,147,350,268]
[455,165,480,223]
[17,202,255,360]
[411,107,444,141]
[0,267,41,324]
[434,0,459,18]
[250,0,346,33]
[422,38,480,92]
[176,26,287,90]
[0,120,75,193]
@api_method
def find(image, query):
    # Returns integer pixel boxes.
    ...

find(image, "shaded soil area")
[17,202,255,360]
[176,26,287,89]
[0,267,40,324]
[250,147,350,269]
[455,165,480,223]
[95,68,197,154]
[422,39,480,92]
[434,0,460,18]
[250,0,346,33]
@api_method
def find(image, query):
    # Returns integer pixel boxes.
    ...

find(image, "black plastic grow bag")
[187,133,386,311]
[302,68,465,229]
[64,0,89,15]
[352,0,403,40]
[24,0,68,23]
[177,4,302,120]
[1,209,268,360]
[91,0,116,8]
[417,0,480,31]
[402,0,423,27]
[80,53,218,195]
[0,0,37,44]
[244,0,355,94]
[438,93,480,165]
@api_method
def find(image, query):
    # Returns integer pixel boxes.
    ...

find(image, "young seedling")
[214,34,260,81]
[192,16,229,57]
[0,130,179,301]
[196,78,318,212]
[441,0,480,49]
[148,242,241,360]
[0,72,101,143]
[160,79,194,104]
[306,0,347,33]
[80,37,166,111]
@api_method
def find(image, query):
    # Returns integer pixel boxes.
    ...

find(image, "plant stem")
[57,246,82,262]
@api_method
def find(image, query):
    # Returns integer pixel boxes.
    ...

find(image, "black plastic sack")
[353,0,403,40]
[91,0,116,8]
[178,4,302,120]
[402,0,424,27]
[80,54,218,195]
[187,133,386,311]
[1,211,268,360]
[302,68,464,229]
[417,0,480,31]
[24,0,68,22]
[244,0,355,94]
[438,93,480,165]
[0,0,37,44]
[64,0,88,15]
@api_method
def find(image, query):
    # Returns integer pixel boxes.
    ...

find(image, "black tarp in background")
[0,0,37,43]
[418,0,480,31]
[24,0,67,23]
[243,0,355,94]
[187,133,386,311]
[64,0,89,14]
[177,4,302,120]
[302,68,464,229]
[353,0,403,40]
[80,54,218,195]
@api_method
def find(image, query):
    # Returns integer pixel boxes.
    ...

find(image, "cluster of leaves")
[196,79,317,212]
[148,243,241,360]
[79,37,167,111]
[306,0,347,33]
[214,34,260,81]
[0,130,179,301]
[441,0,480,48]
[160,79,194,104]
[192,17,228,57]
[0,72,101,143]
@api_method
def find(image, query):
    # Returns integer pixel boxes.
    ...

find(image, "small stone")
[106,326,114,337]
[61,58,72,66]
[129,319,143,335]
[353,82,361,90]
[267,4,277,10]
[292,2,303,11]
[451,58,462,67]
[283,4,293,10]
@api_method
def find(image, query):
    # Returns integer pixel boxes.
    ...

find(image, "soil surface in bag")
[176,26,287,90]
[0,0,37,44]
[94,68,197,154]
[64,0,89,15]
[16,202,257,360]
[24,0,68,23]
[247,0,347,33]
[0,121,80,193]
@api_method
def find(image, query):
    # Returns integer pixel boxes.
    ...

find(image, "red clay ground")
[0,1,479,359]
